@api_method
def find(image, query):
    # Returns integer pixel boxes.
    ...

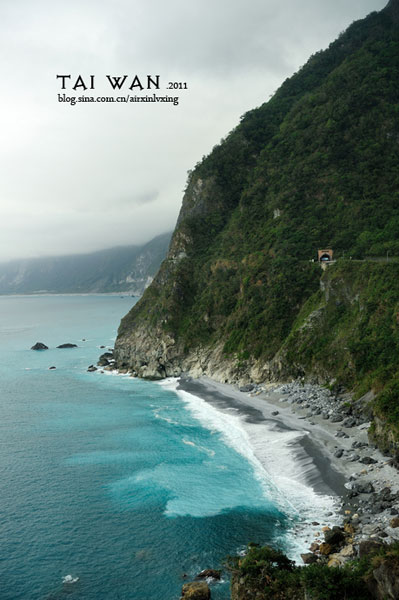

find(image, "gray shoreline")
[177,375,399,549]
[178,376,346,498]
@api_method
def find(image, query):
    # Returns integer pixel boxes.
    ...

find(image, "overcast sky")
[0,0,387,261]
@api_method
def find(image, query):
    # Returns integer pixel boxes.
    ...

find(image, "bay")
[0,295,291,600]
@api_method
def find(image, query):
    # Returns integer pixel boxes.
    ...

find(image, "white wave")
[152,407,179,425]
[182,438,195,447]
[157,377,180,391]
[182,437,215,457]
[96,368,129,378]
[169,380,339,561]
[62,575,79,584]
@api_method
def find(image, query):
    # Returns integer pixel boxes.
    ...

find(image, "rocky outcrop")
[180,581,211,600]
[115,332,279,383]
[98,351,115,368]
[31,342,48,350]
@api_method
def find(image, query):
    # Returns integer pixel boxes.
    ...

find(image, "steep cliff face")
[115,1,399,444]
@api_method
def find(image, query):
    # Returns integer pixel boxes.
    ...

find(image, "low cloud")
[0,0,387,261]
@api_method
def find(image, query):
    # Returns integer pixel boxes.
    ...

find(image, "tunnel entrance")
[318,249,334,262]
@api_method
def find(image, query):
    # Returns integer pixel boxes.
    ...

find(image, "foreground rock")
[57,343,78,349]
[180,581,211,599]
[31,342,48,350]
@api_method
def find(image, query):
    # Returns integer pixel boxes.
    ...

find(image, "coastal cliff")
[0,232,171,295]
[115,0,399,450]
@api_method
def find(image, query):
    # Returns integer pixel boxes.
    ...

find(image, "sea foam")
[159,378,339,560]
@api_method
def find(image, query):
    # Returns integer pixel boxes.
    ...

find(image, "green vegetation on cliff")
[116,1,399,446]
[284,260,399,391]
[227,543,399,600]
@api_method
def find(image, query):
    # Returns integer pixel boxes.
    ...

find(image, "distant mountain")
[0,232,172,295]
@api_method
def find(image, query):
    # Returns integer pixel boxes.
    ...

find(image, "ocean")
[0,294,335,600]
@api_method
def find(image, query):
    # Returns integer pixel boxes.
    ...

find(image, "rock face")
[180,581,211,600]
[367,559,399,600]
[31,342,48,350]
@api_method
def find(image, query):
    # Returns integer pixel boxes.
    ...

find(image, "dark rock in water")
[360,456,378,465]
[100,345,105,349]
[49,366,56,370]
[343,417,357,428]
[31,342,48,350]
[196,569,221,581]
[301,553,318,565]
[181,581,210,599]
[334,449,344,458]
[87,365,97,372]
[57,343,78,349]
[98,351,114,367]
[271,411,279,416]
[239,384,254,393]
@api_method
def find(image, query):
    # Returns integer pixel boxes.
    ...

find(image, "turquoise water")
[0,295,292,600]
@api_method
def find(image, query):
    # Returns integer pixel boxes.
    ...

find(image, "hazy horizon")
[1,0,387,261]
[0,230,173,265]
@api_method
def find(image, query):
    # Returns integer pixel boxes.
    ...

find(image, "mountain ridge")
[0,232,172,295]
